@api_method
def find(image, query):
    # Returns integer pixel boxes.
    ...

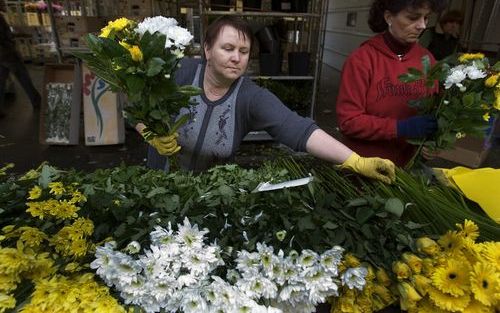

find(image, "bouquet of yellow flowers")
[399,53,500,167]
[391,220,499,313]
[75,16,201,139]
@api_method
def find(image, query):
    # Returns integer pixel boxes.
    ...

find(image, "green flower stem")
[405,89,450,171]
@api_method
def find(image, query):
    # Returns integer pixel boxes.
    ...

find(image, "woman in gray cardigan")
[137,16,396,184]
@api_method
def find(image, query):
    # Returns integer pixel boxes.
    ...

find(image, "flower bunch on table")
[91,217,367,313]
[0,181,127,312]
[399,53,500,166]
[391,220,499,313]
[75,16,201,139]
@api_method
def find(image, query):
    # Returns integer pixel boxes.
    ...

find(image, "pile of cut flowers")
[0,161,498,312]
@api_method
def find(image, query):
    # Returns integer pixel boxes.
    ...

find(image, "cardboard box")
[55,16,106,35]
[41,13,51,26]
[438,136,492,168]
[40,64,82,145]
[82,65,125,146]
[25,12,41,26]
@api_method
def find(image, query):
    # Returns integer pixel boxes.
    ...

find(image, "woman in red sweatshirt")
[336,0,446,167]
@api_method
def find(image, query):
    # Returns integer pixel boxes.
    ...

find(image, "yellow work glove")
[339,152,396,184]
[144,132,181,156]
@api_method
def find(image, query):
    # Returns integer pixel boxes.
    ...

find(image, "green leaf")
[462,93,475,107]
[297,215,315,230]
[126,75,145,95]
[146,57,166,77]
[146,187,167,198]
[323,221,338,230]
[384,198,404,217]
[356,207,375,224]
[492,61,500,71]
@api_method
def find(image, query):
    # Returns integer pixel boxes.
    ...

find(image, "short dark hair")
[204,15,254,51]
[368,0,448,33]
[439,10,463,26]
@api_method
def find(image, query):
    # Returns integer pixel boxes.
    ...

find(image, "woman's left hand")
[421,146,440,160]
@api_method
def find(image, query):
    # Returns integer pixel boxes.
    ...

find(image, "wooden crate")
[25,12,41,26]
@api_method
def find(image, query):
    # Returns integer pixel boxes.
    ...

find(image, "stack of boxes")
[55,16,107,49]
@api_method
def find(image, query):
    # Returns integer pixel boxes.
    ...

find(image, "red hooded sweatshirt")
[336,33,435,167]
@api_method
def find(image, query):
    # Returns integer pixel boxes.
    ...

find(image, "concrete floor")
[0,64,499,174]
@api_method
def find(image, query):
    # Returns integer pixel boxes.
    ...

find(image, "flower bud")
[376,267,392,286]
[392,261,412,280]
[275,230,287,242]
[125,241,141,254]
[402,253,423,274]
[397,282,422,310]
[416,237,440,256]
[412,274,431,296]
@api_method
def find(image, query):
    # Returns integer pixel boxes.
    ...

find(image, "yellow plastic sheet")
[434,167,500,223]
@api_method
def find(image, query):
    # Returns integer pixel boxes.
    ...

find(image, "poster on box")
[82,65,125,146]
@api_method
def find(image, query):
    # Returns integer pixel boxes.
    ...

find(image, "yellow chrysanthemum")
[470,262,499,306]
[495,89,500,110]
[18,226,47,247]
[485,74,499,87]
[129,45,143,62]
[28,185,42,200]
[463,299,493,313]
[99,25,112,38]
[416,237,440,256]
[0,273,20,293]
[48,182,65,196]
[0,293,16,312]
[26,252,56,281]
[480,242,500,270]
[108,17,131,32]
[431,259,470,296]
[483,112,491,122]
[456,220,480,243]
[458,53,485,63]
[69,190,86,204]
[428,286,471,311]
[0,247,30,275]
[438,230,463,253]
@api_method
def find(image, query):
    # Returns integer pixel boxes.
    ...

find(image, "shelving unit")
[4,0,58,63]
[198,0,327,141]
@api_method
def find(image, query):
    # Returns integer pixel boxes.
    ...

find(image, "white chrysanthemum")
[341,267,368,290]
[91,242,120,285]
[181,289,208,313]
[236,250,261,276]
[278,284,304,302]
[113,253,143,287]
[320,247,344,275]
[463,65,486,80]
[444,65,467,89]
[237,275,277,299]
[176,217,209,249]
[297,249,319,268]
[136,16,193,50]
[150,224,176,247]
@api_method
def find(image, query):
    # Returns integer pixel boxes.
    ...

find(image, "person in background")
[137,15,396,184]
[419,9,463,60]
[335,0,446,167]
[0,4,41,118]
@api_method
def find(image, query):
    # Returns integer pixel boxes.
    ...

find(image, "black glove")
[397,115,437,139]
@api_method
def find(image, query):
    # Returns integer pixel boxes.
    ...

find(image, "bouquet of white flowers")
[75,16,201,138]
